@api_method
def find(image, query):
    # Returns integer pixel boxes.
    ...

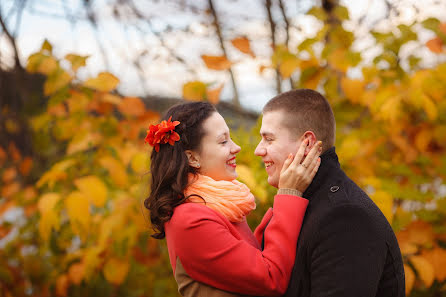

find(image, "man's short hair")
[263,89,336,151]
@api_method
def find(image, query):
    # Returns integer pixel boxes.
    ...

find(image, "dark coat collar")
[303,147,340,198]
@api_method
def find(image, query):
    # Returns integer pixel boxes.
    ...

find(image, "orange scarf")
[184,174,256,222]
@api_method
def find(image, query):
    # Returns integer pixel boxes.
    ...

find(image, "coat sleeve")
[253,207,273,245]
[170,194,308,297]
[309,204,388,297]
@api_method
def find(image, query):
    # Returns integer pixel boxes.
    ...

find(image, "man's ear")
[185,150,201,169]
[302,131,317,156]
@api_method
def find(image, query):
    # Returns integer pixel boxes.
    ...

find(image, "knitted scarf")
[184,174,256,222]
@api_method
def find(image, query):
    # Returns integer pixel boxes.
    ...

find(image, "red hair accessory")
[145,116,180,152]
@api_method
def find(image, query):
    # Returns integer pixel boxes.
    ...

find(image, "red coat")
[165,194,308,296]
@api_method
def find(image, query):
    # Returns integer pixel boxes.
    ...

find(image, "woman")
[145,102,321,297]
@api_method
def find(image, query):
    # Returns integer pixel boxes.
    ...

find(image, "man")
[255,89,405,297]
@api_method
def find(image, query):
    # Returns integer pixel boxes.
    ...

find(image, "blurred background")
[1,0,446,296]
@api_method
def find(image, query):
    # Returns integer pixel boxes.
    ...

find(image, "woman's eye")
[220,140,228,144]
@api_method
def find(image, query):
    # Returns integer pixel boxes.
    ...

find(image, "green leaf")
[346,51,361,67]
[398,24,417,43]
[408,55,421,69]
[422,17,440,32]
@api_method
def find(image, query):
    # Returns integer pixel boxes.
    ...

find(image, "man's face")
[255,110,301,188]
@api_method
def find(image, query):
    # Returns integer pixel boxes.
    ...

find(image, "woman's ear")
[302,131,317,156]
[185,150,201,169]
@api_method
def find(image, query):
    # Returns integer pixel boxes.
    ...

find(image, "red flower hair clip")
[145,116,180,152]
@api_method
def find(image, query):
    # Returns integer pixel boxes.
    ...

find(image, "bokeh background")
[1,0,446,296]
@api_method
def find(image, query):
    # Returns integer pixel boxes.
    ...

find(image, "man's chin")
[267,176,279,189]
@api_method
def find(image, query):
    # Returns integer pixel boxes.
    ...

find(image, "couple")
[145,89,405,297]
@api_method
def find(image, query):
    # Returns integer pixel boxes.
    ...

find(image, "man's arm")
[310,204,388,297]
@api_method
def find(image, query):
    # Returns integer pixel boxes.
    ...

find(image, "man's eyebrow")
[260,132,274,137]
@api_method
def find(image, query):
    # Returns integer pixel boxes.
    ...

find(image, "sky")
[1,0,445,112]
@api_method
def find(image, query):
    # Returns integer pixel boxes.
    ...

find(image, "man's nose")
[255,144,266,156]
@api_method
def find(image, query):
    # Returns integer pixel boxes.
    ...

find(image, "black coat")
[273,148,405,297]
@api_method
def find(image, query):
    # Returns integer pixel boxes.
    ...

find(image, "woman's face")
[190,112,241,181]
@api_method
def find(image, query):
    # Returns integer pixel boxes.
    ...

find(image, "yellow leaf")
[66,90,90,113]
[37,193,61,240]
[101,93,122,105]
[338,136,361,162]
[118,97,146,117]
[422,95,438,121]
[379,96,401,123]
[37,56,58,75]
[103,258,130,285]
[41,39,53,53]
[422,248,446,281]
[236,164,267,203]
[65,191,91,239]
[130,152,150,174]
[279,56,300,79]
[341,77,364,104]
[74,176,108,207]
[65,54,88,72]
[83,246,103,279]
[67,132,102,155]
[410,255,435,287]
[84,72,119,92]
[183,81,207,101]
[99,156,128,188]
[415,128,433,153]
[44,68,72,96]
[426,37,443,53]
[231,37,255,57]
[201,55,232,70]
[404,264,415,295]
[371,191,393,224]
[327,48,349,72]
[206,84,224,104]
[37,159,76,188]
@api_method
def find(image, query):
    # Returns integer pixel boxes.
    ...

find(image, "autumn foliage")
[1,4,446,297]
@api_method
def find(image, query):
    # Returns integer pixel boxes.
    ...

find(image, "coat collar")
[303,147,340,198]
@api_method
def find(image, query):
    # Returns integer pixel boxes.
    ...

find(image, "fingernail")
[288,153,293,159]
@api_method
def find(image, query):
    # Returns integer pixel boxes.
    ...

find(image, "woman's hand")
[278,139,322,194]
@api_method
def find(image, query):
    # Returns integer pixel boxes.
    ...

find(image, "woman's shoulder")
[169,202,227,227]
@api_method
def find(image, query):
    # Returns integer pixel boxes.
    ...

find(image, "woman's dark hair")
[144,101,217,239]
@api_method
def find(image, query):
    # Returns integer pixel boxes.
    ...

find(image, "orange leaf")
[410,255,435,287]
[422,247,446,281]
[103,258,129,285]
[67,132,102,155]
[118,97,146,117]
[8,142,21,162]
[440,23,446,35]
[68,262,85,285]
[2,167,17,183]
[231,37,255,57]
[19,157,33,176]
[404,264,415,295]
[0,146,6,165]
[84,72,119,92]
[426,37,443,53]
[55,274,69,297]
[183,81,207,101]
[44,69,72,96]
[259,64,270,74]
[1,182,20,198]
[206,84,224,104]
[414,128,433,152]
[0,201,15,217]
[47,103,67,117]
[405,220,435,246]
[201,55,232,70]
